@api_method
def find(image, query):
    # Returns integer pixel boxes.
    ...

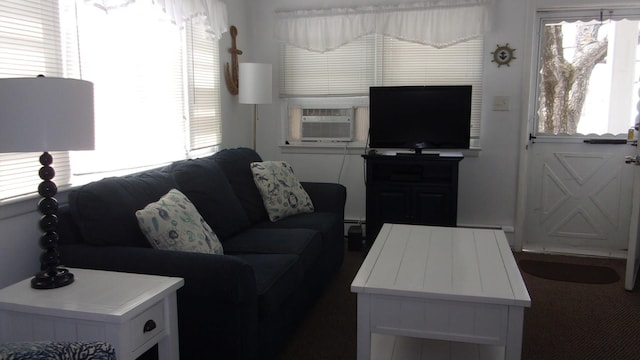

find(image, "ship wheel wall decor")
[225,25,242,95]
[491,43,516,67]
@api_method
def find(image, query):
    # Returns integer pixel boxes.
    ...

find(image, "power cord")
[337,142,348,183]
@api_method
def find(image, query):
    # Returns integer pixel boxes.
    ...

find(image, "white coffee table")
[351,224,531,360]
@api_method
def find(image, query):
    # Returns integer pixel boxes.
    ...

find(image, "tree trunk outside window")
[538,24,608,135]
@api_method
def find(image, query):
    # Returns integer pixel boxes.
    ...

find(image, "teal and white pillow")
[136,189,223,254]
[250,161,314,221]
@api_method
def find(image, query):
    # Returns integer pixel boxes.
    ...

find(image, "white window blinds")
[0,0,225,200]
[0,0,70,200]
[379,37,483,141]
[185,19,222,151]
[280,35,484,145]
[280,35,376,96]
[66,1,188,177]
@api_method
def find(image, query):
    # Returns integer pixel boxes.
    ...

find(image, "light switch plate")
[493,96,510,111]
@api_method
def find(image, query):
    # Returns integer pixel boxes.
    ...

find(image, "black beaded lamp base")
[31,151,74,289]
[31,267,74,289]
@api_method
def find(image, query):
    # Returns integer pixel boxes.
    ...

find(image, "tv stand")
[363,153,463,249]
[397,152,440,157]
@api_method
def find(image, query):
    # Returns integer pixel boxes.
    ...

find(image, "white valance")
[275,0,495,52]
[86,0,228,39]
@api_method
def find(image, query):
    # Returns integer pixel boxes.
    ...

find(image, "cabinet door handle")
[143,319,157,333]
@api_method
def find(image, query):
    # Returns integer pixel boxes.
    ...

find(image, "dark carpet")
[279,246,640,360]
[518,259,620,284]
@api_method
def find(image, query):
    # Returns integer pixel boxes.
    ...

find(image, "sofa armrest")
[59,244,256,305]
[301,182,346,214]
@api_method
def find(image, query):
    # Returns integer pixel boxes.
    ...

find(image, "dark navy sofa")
[57,147,346,360]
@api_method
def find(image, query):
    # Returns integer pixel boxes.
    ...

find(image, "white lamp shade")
[0,77,95,152]
[239,63,272,105]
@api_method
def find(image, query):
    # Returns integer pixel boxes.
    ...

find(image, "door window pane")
[535,15,640,137]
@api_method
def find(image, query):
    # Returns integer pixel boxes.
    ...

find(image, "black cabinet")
[363,153,462,247]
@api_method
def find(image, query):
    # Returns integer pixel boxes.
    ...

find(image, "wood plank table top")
[352,223,530,307]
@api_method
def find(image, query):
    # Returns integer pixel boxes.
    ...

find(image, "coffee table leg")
[505,306,525,360]
[357,295,371,360]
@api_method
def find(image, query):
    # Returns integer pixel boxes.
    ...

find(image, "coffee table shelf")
[372,334,505,360]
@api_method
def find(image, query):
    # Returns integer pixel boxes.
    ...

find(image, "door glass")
[535,18,640,137]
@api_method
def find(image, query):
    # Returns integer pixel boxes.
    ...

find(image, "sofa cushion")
[233,253,304,319]
[167,157,251,240]
[254,212,341,242]
[212,147,268,224]
[250,161,314,222]
[223,228,322,272]
[136,189,224,254]
[69,171,177,247]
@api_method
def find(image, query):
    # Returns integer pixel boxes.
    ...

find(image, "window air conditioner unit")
[300,107,354,142]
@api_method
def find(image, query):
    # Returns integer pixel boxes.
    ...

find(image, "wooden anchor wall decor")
[225,25,242,95]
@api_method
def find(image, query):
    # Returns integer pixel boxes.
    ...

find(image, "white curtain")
[275,0,495,52]
[86,0,228,39]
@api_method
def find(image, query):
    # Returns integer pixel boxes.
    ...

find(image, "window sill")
[280,142,481,157]
[0,188,71,221]
[0,149,219,220]
[280,141,367,155]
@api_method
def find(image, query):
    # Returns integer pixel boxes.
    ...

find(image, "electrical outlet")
[493,96,510,111]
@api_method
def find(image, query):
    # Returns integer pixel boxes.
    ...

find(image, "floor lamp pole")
[253,104,258,150]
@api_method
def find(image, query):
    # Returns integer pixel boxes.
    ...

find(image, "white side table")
[0,268,184,360]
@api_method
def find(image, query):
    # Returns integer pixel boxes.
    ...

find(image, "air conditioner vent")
[301,107,354,142]
[302,108,352,117]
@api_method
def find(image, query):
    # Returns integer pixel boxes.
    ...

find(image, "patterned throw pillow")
[250,161,314,221]
[136,189,223,254]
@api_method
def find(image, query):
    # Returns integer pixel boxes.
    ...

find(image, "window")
[280,35,484,148]
[0,0,70,200]
[378,36,483,146]
[533,9,640,138]
[0,0,223,200]
[185,20,223,151]
[281,36,376,97]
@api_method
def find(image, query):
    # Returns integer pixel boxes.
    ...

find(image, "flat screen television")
[369,85,472,152]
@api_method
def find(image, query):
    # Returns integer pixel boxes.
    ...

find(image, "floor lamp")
[239,63,272,150]
[0,76,95,289]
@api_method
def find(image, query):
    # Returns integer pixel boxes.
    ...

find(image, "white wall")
[241,0,638,239]
[243,0,528,231]
[1,0,634,288]
[0,198,46,288]
[219,0,252,147]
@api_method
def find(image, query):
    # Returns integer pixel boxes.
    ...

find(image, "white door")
[523,11,640,256]
[525,141,634,255]
[625,135,640,290]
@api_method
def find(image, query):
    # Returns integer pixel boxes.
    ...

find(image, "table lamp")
[239,63,272,150]
[0,76,95,289]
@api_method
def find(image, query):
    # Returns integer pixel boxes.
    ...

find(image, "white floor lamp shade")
[0,76,95,289]
[239,63,272,149]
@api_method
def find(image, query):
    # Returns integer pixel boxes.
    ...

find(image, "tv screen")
[369,85,472,151]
